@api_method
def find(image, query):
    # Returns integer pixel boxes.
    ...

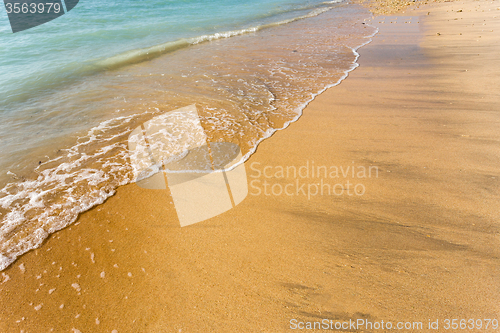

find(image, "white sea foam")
[94,5,336,72]
[0,3,377,272]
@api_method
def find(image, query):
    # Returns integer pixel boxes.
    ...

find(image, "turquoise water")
[0,0,377,271]
[0,0,331,105]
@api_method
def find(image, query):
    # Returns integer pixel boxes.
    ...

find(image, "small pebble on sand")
[1,273,10,283]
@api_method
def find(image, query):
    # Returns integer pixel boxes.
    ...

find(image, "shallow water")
[0,0,377,270]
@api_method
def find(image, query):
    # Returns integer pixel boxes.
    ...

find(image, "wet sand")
[1,0,499,332]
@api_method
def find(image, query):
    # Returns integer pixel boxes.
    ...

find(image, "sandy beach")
[1,0,499,332]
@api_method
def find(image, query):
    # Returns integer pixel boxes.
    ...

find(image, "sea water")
[0,0,377,270]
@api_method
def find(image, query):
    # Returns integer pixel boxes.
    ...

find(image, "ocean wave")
[92,6,335,71]
[0,5,377,271]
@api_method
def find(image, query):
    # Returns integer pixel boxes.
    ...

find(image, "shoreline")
[1,0,500,331]
[0,2,375,271]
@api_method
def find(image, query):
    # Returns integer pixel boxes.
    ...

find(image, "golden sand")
[1,0,499,332]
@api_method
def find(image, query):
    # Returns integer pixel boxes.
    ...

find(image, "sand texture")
[1,0,499,332]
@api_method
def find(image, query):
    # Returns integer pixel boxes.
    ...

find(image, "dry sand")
[1,0,499,332]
